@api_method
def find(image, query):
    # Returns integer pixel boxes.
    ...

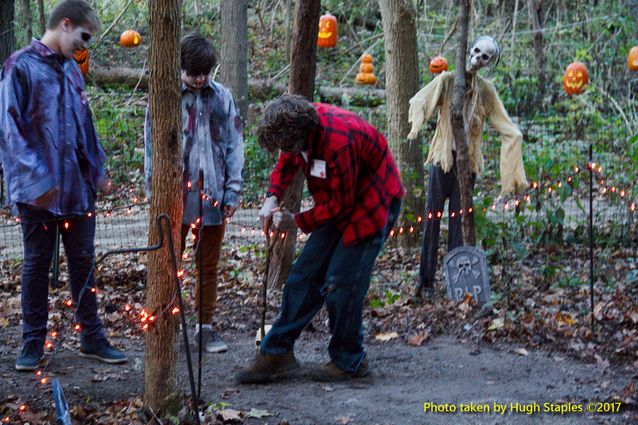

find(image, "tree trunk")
[144,0,182,414]
[20,0,32,46]
[378,0,423,247]
[219,0,248,121]
[267,0,320,288]
[527,0,545,109]
[0,0,15,63]
[511,0,519,49]
[450,0,475,246]
[284,0,292,62]
[37,0,45,38]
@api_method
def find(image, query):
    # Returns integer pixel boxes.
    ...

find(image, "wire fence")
[1,115,637,262]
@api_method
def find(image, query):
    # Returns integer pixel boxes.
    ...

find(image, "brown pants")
[181,223,225,325]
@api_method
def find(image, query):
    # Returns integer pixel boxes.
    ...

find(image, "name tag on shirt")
[310,159,327,179]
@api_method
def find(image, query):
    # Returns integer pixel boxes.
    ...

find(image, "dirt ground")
[0,322,634,425]
[1,210,637,424]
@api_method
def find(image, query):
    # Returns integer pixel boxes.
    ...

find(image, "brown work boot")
[310,359,370,382]
[235,351,299,384]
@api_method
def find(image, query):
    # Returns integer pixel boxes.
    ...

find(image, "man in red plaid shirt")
[236,95,404,383]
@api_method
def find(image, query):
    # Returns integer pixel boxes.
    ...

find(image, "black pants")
[419,161,476,289]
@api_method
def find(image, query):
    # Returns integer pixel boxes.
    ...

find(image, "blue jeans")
[18,204,105,346]
[261,198,401,373]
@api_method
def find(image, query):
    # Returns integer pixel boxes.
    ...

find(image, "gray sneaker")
[194,328,228,353]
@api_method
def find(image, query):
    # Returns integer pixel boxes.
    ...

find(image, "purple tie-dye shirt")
[0,39,106,215]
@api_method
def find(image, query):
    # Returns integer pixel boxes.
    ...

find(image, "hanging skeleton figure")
[407,35,528,298]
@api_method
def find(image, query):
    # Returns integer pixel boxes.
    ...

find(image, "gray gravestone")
[443,246,490,305]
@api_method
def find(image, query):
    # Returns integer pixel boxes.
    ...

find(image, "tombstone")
[443,246,490,305]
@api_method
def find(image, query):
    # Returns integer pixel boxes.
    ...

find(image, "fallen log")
[87,66,385,106]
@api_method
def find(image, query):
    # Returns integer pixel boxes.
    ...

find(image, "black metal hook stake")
[162,214,201,425]
[261,234,277,340]
[197,169,204,400]
[589,142,595,338]
[50,225,61,288]
[96,214,201,425]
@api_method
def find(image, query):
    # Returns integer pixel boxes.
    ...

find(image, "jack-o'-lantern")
[429,55,448,74]
[356,73,376,85]
[356,53,376,85]
[120,30,141,48]
[317,13,337,48]
[628,46,638,71]
[563,61,588,95]
[73,48,89,76]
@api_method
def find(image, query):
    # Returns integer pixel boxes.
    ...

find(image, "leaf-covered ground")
[0,238,637,424]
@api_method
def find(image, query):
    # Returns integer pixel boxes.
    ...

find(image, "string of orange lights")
[2,160,637,422]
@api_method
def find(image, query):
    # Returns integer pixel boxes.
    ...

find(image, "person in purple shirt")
[0,0,126,371]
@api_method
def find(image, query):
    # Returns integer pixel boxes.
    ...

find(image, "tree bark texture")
[0,0,15,64]
[378,0,424,248]
[527,0,545,108]
[37,0,45,38]
[267,0,321,288]
[20,0,31,46]
[144,0,183,413]
[450,0,475,246]
[220,0,248,121]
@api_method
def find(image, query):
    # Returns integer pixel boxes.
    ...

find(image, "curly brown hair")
[256,95,318,153]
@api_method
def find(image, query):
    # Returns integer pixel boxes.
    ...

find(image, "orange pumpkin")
[360,53,373,63]
[356,73,376,85]
[628,46,638,71]
[73,48,89,76]
[355,53,376,85]
[429,56,448,74]
[563,61,589,95]
[317,13,337,48]
[359,62,374,73]
[120,30,141,48]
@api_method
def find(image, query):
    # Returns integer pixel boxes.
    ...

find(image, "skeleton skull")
[468,36,500,73]
[453,255,480,283]
[456,256,473,276]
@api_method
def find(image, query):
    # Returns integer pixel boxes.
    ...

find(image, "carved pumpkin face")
[73,48,89,76]
[356,72,376,85]
[120,30,141,48]
[563,62,588,95]
[317,13,337,48]
[628,46,638,72]
[429,56,448,74]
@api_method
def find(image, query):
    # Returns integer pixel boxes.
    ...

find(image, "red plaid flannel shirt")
[268,103,405,246]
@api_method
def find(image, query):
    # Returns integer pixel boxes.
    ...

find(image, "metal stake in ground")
[50,224,61,288]
[164,215,201,425]
[94,215,201,424]
[589,142,595,337]
[197,169,204,400]
[261,231,277,341]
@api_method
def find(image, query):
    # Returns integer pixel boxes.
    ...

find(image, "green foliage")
[368,289,400,309]
[242,130,278,205]
[88,87,146,187]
